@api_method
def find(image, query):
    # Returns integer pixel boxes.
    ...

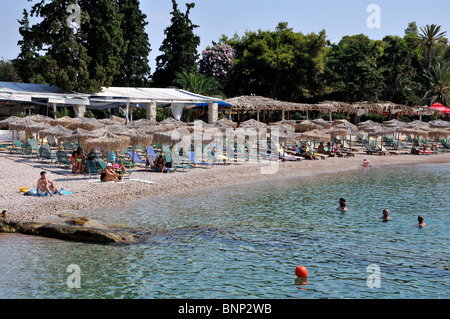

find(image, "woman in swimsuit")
[73,147,85,174]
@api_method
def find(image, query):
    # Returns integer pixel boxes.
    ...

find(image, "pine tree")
[14,9,36,83]
[152,0,200,88]
[112,0,151,87]
[18,0,126,93]
[79,0,125,92]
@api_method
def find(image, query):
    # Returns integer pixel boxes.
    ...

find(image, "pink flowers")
[199,43,235,86]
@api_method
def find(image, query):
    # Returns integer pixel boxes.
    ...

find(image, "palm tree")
[173,71,226,99]
[423,61,450,106]
[416,24,447,71]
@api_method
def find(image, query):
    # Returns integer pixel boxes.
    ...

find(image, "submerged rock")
[0,217,138,244]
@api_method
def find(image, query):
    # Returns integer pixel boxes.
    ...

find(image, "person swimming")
[337,198,348,211]
[363,158,371,168]
[380,209,391,222]
[418,215,427,227]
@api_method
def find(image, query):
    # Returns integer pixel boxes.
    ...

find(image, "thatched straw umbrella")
[215,118,238,130]
[83,132,131,154]
[311,118,332,129]
[50,116,75,128]
[429,119,450,129]
[67,128,102,147]
[357,120,381,129]
[24,122,52,147]
[366,126,394,150]
[66,117,104,131]
[299,129,331,147]
[295,120,323,133]
[225,95,285,122]
[38,125,73,149]
[27,114,54,124]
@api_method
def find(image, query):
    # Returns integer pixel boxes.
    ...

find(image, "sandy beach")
[1,149,449,222]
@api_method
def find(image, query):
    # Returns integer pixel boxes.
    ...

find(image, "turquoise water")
[0,163,449,299]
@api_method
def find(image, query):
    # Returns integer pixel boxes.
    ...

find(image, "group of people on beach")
[336,198,427,228]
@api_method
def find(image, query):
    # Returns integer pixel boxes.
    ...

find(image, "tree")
[324,34,385,103]
[14,9,37,83]
[79,0,125,92]
[112,0,151,87]
[416,24,447,71]
[0,60,22,82]
[18,0,125,93]
[423,61,450,106]
[152,0,200,88]
[173,71,226,99]
[199,43,234,89]
[23,0,93,91]
[379,35,421,105]
[225,22,327,102]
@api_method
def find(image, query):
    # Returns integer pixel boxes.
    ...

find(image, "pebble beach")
[1,149,449,223]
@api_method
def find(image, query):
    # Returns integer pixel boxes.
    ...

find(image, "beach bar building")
[0,82,228,124]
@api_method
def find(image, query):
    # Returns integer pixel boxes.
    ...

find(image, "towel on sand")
[23,188,73,197]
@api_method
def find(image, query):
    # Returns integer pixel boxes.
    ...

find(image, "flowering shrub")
[199,43,234,87]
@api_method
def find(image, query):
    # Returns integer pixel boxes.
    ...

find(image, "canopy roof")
[88,87,227,109]
[0,81,89,105]
[0,82,227,110]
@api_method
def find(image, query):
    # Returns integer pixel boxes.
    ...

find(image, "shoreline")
[1,151,449,223]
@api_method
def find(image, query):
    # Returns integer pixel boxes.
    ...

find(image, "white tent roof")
[0,82,224,109]
[89,87,222,107]
[0,81,89,105]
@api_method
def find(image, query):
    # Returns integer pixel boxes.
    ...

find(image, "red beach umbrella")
[429,103,450,114]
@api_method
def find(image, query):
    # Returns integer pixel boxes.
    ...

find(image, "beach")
[1,149,449,222]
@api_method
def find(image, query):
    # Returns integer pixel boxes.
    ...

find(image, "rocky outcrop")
[0,217,139,243]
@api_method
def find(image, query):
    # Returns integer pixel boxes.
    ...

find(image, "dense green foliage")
[12,0,149,93]
[152,0,200,88]
[112,0,152,87]
[6,1,450,107]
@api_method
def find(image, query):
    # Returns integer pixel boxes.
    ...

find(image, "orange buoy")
[295,265,308,278]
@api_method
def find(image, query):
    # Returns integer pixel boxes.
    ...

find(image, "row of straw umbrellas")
[1,115,449,157]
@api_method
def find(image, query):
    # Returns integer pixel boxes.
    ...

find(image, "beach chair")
[85,159,102,178]
[163,151,192,172]
[56,150,72,168]
[364,144,385,156]
[188,151,214,168]
[148,146,159,161]
[96,159,108,170]
[129,151,146,164]
[8,140,22,154]
[39,146,56,163]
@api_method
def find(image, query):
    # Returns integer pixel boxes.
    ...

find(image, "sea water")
[0,163,448,299]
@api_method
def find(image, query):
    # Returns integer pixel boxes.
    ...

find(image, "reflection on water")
[0,163,449,299]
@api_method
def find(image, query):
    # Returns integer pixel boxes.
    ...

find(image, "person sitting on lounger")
[153,155,166,173]
[101,163,121,182]
[37,171,63,197]
[317,142,325,154]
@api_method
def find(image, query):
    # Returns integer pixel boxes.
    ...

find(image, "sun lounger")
[188,151,214,168]
[56,150,72,168]
[39,146,56,163]
[85,159,102,178]
[129,151,147,165]
[364,144,385,156]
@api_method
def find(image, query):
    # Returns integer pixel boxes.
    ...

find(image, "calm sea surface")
[0,163,449,299]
